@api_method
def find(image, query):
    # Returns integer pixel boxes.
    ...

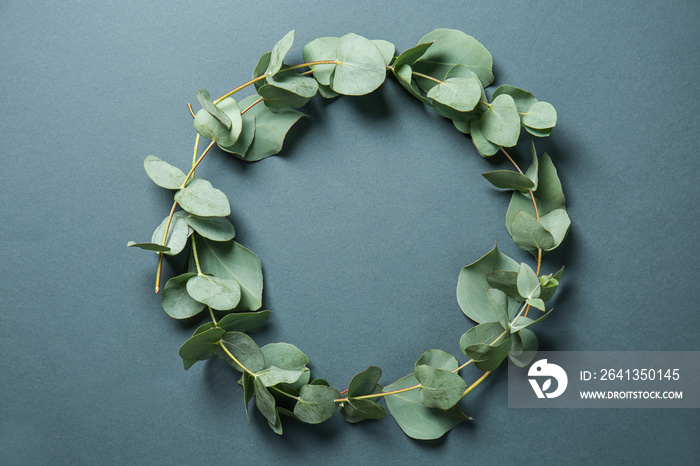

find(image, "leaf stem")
[411,71,442,84]
[461,371,491,398]
[187,103,196,119]
[208,306,217,325]
[154,200,178,293]
[241,97,263,115]
[191,235,203,275]
[218,341,255,377]
[269,386,302,402]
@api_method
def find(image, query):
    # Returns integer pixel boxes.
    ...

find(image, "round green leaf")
[330,33,386,95]
[266,30,295,76]
[151,211,191,256]
[186,274,241,311]
[161,272,205,319]
[302,36,339,86]
[414,349,459,372]
[469,120,499,157]
[517,262,541,299]
[511,211,555,252]
[127,241,170,252]
[459,322,506,354]
[184,215,235,242]
[509,328,539,368]
[522,101,557,130]
[143,155,186,190]
[480,94,521,147]
[482,170,535,192]
[427,77,481,112]
[371,39,395,66]
[217,331,265,373]
[492,85,539,115]
[393,64,429,104]
[178,327,226,366]
[196,89,232,129]
[217,114,256,157]
[193,97,242,146]
[294,385,340,424]
[261,342,309,371]
[175,178,231,217]
[216,310,270,333]
[347,366,382,397]
[414,365,466,409]
[393,41,434,69]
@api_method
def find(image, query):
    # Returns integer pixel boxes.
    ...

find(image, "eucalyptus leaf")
[510,308,553,333]
[384,373,468,440]
[394,64,429,104]
[266,30,295,76]
[341,398,386,423]
[217,331,265,373]
[126,241,170,252]
[258,76,318,112]
[539,267,564,302]
[186,274,241,310]
[414,365,466,409]
[184,215,235,242]
[487,288,510,329]
[253,52,271,92]
[161,272,205,319]
[459,322,507,353]
[318,84,339,99]
[196,89,232,129]
[254,377,281,431]
[525,141,539,190]
[347,366,382,396]
[453,119,471,134]
[492,85,538,117]
[522,101,557,130]
[294,385,340,424]
[143,155,187,190]
[517,262,541,299]
[261,342,309,371]
[217,310,270,333]
[151,211,192,256]
[486,270,521,300]
[506,154,565,236]
[480,94,520,147]
[194,236,263,311]
[330,33,386,95]
[256,367,306,387]
[414,349,459,372]
[463,337,511,371]
[511,211,555,252]
[526,298,546,311]
[457,245,519,323]
[525,126,553,138]
[469,120,499,157]
[217,114,255,156]
[413,28,493,90]
[178,327,226,369]
[242,371,254,421]
[393,41,434,69]
[509,328,538,367]
[482,170,535,193]
[302,36,339,86]
[175,178,230,217]
[539,208,571,250]
[193,97,242,146]
[372,39,395,66]
[427,77,481,112]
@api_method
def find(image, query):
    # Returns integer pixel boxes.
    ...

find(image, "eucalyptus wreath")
[129,28,568,440]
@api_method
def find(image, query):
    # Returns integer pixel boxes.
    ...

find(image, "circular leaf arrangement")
[129,28,568,440]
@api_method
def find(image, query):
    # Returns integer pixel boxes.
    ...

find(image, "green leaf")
[457,245,520,323]
[487,288,510,329]
[256,367,306,387]
[217,331,265,373]
[384,373,468,440]
[126,241,170,252]
[143,155,187,190]
[393,41,434,69]
[393,64,429,104]
[186,274,241,311]
[196,89,232,129]
[347,366,382,396]
[330,33,386,95]
[522,101,557,130]
[193,97,242,146]
[302,36,339,86]
[193,237,263,311]
[463,337,511,371]
[414,349,459,372]
[184,215,234,242]
[482,170,535,193]
[294,384,340,424]
[469,120,499,157]
[261,342,309,371]
[509,328,538,367]
[151,211,192,256]
[511,211,555,252]
[175,178,230,217]
[181,323,215,370]
[341,398,386,423]
[317,84,339,99]
[254,377,281,432]
[258,75,318,112]
[526,298,546,311]
[427,77,481,112]
[414,365,466,409]
[161,272,205,319]
[480,94,520,147]
[252,52,271,91]
[217,113,255,156]
[266,30,295,76]
[178,327,226,369]
[510,308,553,333]
[453,119,471,134]
[241,371,254,421]
[233,94,305,162]
[539,266,564,302]
[486,270,521,300]
[525,126,553,138]
[459,322,507,352]
[525,141,539,190]
[492,85,538,116]
[539,209,571,250]
[217,310,270,333]
[517,262,541,299]
[506,154,565,236]
[372,39,394,66]
[413,28,493,90]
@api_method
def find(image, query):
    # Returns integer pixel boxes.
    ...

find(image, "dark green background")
[2,1,698,464]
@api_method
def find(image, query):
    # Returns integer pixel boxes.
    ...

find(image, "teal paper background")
[1,0,698,464]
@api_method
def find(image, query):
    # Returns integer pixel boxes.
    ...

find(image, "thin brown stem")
[241,97,263,115]
[187,103,196,118]
[462,371,491,398]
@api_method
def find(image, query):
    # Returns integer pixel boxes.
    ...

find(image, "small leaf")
[254,377,280,430]
[463,337,511,371]
[460,322,507,353]
[372,39,395,66]
[302,36,339,86]
[317,84,339,99]
[217,310,270,333]
[393,41,434,69]
[509,328,538,367]
[511,211,555,252]
[517,262,541,299]
[510,308,553,333]
[266,30,295,76]
[539,209,571,250]
[217,331,265,373]
[480,94,521,147]
[186,274,241,311]
[414,349,459,372]
[178,327,226,369]
[522,101,557,130]
[196,89,232,129]
[414,365,466,409]
[486,270,521,300]
[256,367,306,387]
[330,33,386,95]
[252,52,271,91]
[347,366,382,397]
[258,75,318,111]
[241,371,254,420]
[217,114,255,156]
[384,373,468,440]
[526,298,546,311]
[126,241,170,252]
[175,178,231,217]
[525,126,553,138]
[469,120,499,157]
[193,97,242,146]
[261,342,309,371]
[427,77,481,112]
[492,85,539,116]
[539,267,564,302]
[482,170,535,193]
[487,288,510,329]
[393,64,429,104]
[184,215,235,242]
[161,272,205,319]
[525,141,539,190]
[151,211,191,256]
[143,155,186,190]
[294,385,340,424]
[341,398,386,423]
